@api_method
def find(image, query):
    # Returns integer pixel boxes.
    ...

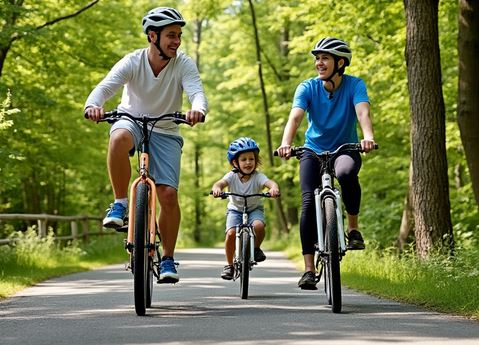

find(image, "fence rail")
[0,213,104,245]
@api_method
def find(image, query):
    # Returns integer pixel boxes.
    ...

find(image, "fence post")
[81,219,89,240]
[37,218,47,238]
[71,221,78,240]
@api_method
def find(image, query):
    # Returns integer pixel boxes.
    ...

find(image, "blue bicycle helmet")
[227,137,260,163]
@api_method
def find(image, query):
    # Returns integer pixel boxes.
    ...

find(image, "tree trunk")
[247,0,289,234]
[404,0,454,258]
[457,0,479,209]
[397,162,414,251]
[192,19,204,243]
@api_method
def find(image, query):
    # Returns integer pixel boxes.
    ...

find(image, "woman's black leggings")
[299,150,362,255]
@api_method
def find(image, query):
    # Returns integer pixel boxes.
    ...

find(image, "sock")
[115,198,128,208]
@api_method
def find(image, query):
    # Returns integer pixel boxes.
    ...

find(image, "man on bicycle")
[84,7,207,284]
[276,37,375,290]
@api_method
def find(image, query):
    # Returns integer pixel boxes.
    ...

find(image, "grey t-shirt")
[223,171,269,212]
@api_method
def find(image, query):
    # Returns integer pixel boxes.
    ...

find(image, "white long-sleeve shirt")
[84,48,208,136]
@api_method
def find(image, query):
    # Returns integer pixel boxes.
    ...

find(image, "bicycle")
[89,109,201,316]
[275,142,377,313]
[211,191,271,299]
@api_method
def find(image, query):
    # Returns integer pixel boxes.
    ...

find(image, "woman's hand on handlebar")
[360,138,376,153]
[84,106,104,122]
[186,109,205,126]
[275,144,292,159]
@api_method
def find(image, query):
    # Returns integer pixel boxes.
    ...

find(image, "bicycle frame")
[314,167,347,254]
[126,123,157,256]
[234,202,256,267]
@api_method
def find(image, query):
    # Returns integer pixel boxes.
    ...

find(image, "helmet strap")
[152,30,171,60]
[322,57,342,99]
[231,163,253,177]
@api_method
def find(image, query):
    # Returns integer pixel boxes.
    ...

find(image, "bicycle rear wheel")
[240,230,250,299]
[133,182,150,316]
[323,197,342,313]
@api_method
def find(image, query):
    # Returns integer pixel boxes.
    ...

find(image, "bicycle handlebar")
[84,109,205,125]
[273,142,379,158]
[210,191,272,200]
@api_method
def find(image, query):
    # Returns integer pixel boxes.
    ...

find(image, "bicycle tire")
[323,197,342,313]
[133,182,149,316]
[240,230,250,299]
[146,255,154,308]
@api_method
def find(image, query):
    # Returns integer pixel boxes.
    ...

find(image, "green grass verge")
[268,229,479,320]
[341,248,479,319]
[0,229,127,299]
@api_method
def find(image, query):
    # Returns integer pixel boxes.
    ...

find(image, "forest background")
[0,0,478,273]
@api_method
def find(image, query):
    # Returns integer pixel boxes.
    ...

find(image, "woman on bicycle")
[276,37,376,290]
[84,7,208,284]
[211,137,280,280]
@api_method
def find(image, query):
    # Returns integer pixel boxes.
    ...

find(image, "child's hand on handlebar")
[267,187,280,198]
[211,187,223,198]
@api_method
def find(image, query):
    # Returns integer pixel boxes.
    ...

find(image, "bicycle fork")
[314,173,347,253]
[126,152,158,257]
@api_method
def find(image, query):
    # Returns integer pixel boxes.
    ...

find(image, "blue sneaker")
[102,202,127,228]
[158,257,179,284]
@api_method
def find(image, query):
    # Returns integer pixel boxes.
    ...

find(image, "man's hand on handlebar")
[84,106,104,122]
[186,110,205,126]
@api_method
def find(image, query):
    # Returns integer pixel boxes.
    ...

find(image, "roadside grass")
[267,230,479,320]
[0,228,127,299]
[341,246,479,320]
[3,228,479,321]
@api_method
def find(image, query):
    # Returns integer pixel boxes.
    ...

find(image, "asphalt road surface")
[1,248,478,345]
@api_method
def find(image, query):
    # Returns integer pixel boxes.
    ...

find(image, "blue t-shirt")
[292,75,369,154]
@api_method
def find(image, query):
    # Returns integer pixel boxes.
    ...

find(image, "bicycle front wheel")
[240,230,251,299]
[323,197,342,313]
[133,182,150,316]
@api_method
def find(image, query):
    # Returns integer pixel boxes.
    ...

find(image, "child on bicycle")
[211,137,280,280]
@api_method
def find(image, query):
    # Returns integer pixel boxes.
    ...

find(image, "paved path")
[1,248,478,344]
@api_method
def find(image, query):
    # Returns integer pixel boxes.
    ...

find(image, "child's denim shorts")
[225,207,265,232]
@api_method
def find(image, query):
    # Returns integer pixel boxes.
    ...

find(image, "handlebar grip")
[273,150,279,156]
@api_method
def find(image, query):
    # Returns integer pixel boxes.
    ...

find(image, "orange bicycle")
[96,109,199,316]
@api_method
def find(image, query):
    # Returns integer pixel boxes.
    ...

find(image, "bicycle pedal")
[116,225,128,233]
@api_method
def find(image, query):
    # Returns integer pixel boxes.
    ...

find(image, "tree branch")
[11,0,100,43]
[36,0,100,30]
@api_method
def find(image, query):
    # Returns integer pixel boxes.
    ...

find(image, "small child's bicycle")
[211,191,271,299]
[92,109,201,316]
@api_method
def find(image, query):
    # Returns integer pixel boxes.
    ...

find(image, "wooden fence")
[0,214,104,245]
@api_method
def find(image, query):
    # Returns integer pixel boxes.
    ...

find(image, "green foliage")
[0,229,126,298]
[0,0,477,254]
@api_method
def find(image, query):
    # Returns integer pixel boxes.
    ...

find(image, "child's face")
[236,151,256,174]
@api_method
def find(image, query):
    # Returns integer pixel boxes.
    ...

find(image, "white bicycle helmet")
[142,7,185,34]
[311,37,352,66]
